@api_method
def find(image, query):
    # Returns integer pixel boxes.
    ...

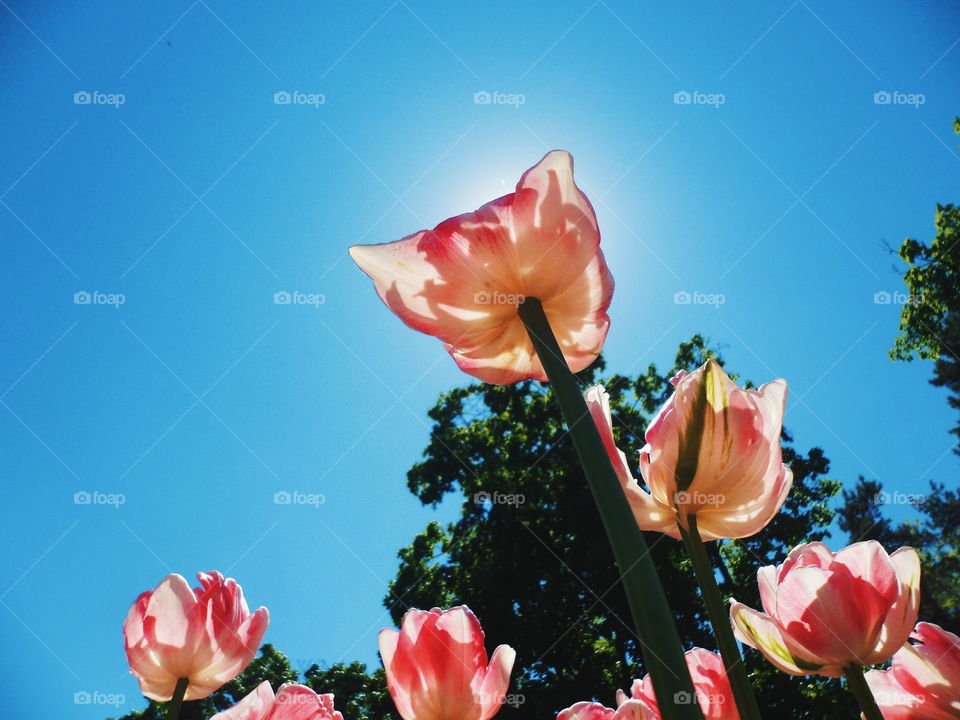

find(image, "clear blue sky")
[1,1,958,718]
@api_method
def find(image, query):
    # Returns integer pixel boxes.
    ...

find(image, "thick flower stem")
[844,666,885,720]
[166,678,189,720]
[679,516,763,720]
[518,297,704,720]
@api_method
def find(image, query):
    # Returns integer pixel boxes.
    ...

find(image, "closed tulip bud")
[865,622,960,719]
[211,681,343,720]
[558,700,659,720]
[379,606,516,720]
[731,541,921,677]
[618,648,739,720]
[123,571,269,701]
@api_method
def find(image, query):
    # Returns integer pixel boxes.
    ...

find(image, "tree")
[387,337,848,719]
[891,117,960,453]
[837,477,960,630]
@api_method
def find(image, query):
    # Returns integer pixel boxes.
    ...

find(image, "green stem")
[844,665,884,720]
[518,298,703,720]
[679,516,763,720]
[166,678,189,720]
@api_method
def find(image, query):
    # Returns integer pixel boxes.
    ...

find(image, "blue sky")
[1,1,959,718]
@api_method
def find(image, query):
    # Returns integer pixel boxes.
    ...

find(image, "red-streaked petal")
[478,645,516,720]
[584,384,634,486]
[557,701,616,720]
[211,681,275,720]
[870,548,921,663]
[730,602,832,676]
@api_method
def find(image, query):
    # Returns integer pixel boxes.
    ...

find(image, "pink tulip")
[585,362,792,541]
[730,541,921,677]
[211,681,344,720]
[350,150,613,385]
[558,699,659,720]
[124,571,269,701]
[616,648,739,720]
[865,622,960,720]
[378,606,516,720]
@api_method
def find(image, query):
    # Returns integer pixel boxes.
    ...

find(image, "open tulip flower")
[124,571,269,701]
[585,361,792,541]
[558,699,659,720]
[211,681,344,720]
[865,622,960,720]
[616,648,739,720]
[730,541,921,677]
[350,150,613,385]
[378,605,516,720]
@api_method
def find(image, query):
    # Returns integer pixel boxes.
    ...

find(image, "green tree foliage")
[891,117,960,452]
[837,477,960,630]
[387,336,847,719]
[108,644,299,720]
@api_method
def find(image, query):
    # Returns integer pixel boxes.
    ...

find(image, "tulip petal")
[478,645,517,720]
[730,602,833,676]
[558,701,616,720]
[871,548,921,662]
[211,680,275,720]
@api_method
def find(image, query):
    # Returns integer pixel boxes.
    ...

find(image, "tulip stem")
[680,516,763,720]
[518,297,704,720]
[166,678,189,720]
[844,666,885,720]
